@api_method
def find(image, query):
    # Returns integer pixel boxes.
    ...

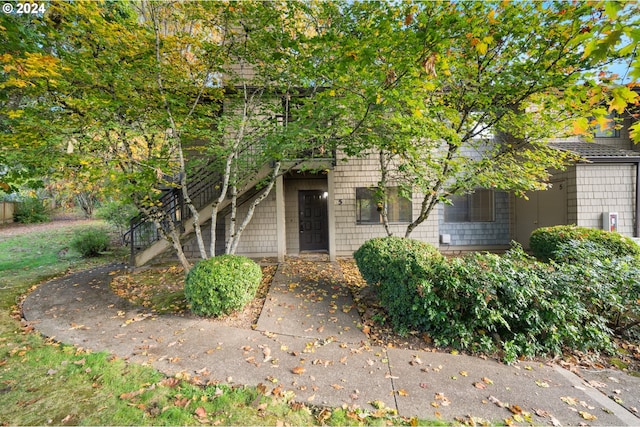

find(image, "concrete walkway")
[22,261,640,425]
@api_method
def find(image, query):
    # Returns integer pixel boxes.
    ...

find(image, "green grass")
[0,223,442,426]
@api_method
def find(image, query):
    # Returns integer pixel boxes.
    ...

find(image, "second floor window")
[356,187,412,224]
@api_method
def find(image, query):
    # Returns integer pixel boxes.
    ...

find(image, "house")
[126,96,640,266]
[439,111,640,252]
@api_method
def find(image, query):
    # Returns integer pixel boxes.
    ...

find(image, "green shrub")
[530,225,640,262]
[184,255,262,317]
[13,197,50,224]
[70,228,110,257]
[353,236,442,286]
[356,238,625,362]
[552,240,640,339]
[353,237,443,333]
[415,246,615,363]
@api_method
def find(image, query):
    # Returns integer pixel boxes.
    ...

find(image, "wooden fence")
[0,202,15,224]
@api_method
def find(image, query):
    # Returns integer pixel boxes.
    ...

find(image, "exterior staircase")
[123,162,273,267]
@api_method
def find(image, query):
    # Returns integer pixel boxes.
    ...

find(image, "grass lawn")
[0,223,437,426]
[0,224,319,426]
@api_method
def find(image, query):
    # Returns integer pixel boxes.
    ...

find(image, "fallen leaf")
[397,389,409,396]
[316,408,331,423]
[535,380,550,388]
[160,377,180,388]
[291,366,306,375]
[509,404,523,415]
[195,407,207,418]
[120,389,144,400]
[370,400,386,409]
[561,396,578,406]
[488,395,506,408]
[174,397,190,408]
[434,392,451,406]
[579,411,597,420]
[474,382,487,389]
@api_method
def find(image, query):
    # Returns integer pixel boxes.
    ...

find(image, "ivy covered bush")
[530,225,640,262]
[184,255,262,317]
[355,236,639,363]
[353,237,443,331]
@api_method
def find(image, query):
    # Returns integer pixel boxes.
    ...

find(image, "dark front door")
[298,190,329,251]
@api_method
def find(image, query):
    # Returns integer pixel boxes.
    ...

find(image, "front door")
[515,179,567,248]
[298,190,329,251]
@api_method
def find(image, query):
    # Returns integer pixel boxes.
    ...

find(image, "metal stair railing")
[123,164,222,258]
[123,138,270,262]
[123,137,337,264]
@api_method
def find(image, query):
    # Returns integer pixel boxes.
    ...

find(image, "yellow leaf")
[579,411,597,420]
[475,42,488,55]
[572,117,589,135]
[488,9,498,24]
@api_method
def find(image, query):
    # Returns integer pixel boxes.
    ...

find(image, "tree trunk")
[378,150,393,237]
[227,162,281,254]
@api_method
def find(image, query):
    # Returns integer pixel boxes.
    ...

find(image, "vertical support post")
[276,174,286,262]
[327,169,336,262]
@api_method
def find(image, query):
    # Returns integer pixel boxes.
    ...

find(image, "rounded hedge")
[530,225,640,262]
[353,236,443,287]
[354,237,443,333]
[184,255,262,317]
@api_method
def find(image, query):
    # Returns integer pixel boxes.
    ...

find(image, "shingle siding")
[225,190,278,257]
[332,151,439,256]
[439,191,511,246]
[574,163,636,234]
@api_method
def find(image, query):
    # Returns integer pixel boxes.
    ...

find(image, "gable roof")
[550,141,640,162]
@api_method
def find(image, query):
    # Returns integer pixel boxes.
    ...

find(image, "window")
[444,189,494,222]
[356,187,412,224]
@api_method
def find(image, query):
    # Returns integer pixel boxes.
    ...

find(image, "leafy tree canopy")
[1,0,638,241]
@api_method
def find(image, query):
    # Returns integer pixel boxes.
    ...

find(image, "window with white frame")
[356,187,412,224]
[444,189,495,223]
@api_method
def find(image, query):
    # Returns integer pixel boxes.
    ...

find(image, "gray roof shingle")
[550,141,640,160]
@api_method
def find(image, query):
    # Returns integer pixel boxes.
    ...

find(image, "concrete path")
[22,261,640,425]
